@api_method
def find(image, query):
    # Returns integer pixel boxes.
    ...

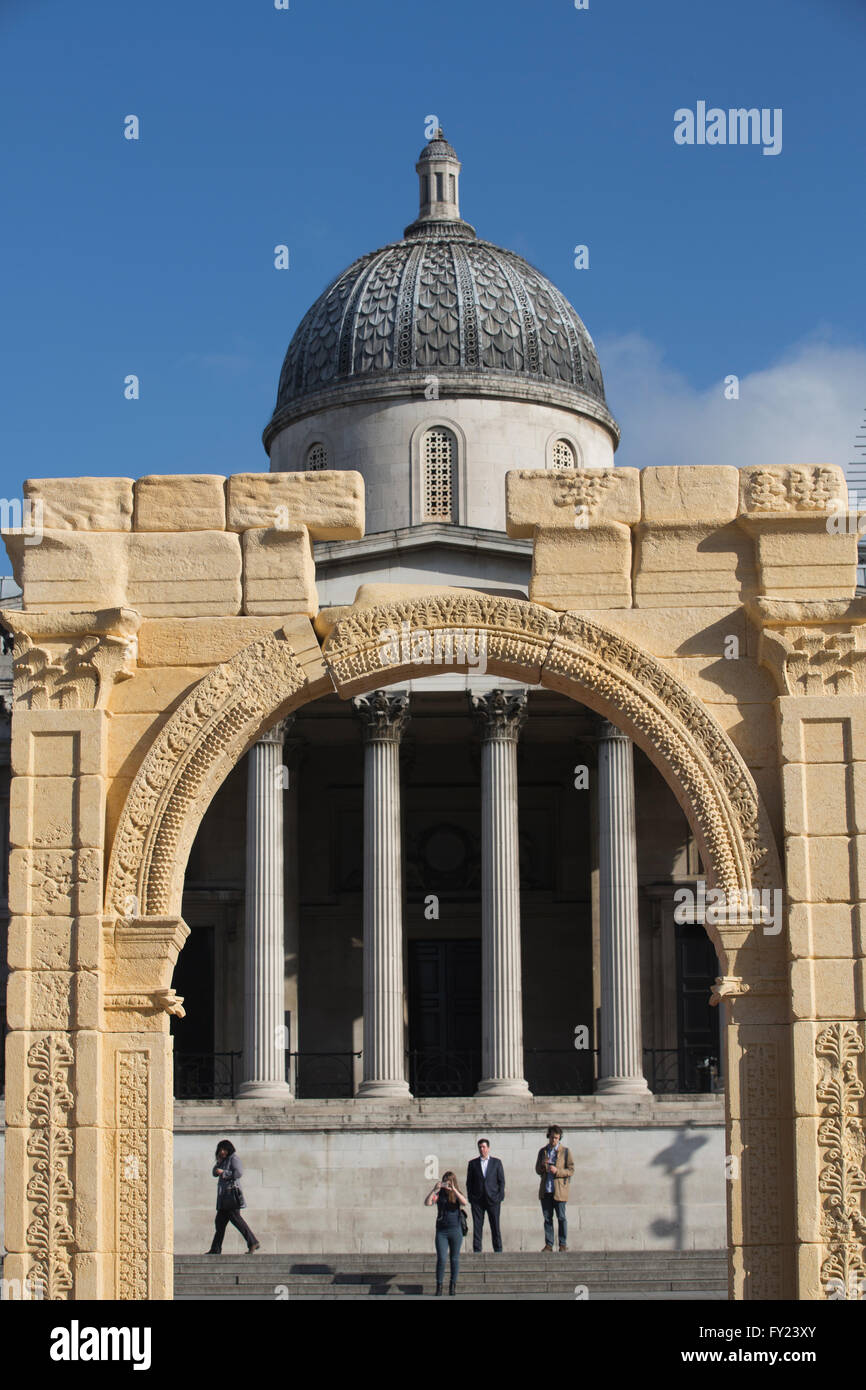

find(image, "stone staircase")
[175,1250,727,1299]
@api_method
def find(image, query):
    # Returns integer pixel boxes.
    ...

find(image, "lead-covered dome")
[264,132,618,451]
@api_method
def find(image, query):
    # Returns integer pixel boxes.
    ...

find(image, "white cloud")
[598,332,866,483]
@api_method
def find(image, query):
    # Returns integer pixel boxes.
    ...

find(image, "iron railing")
[170,1046,722,1100]
[174,1052,242,1099]
[172,1051,360,1100]
[290,1051,359,1099]
[408,1049,481,1097]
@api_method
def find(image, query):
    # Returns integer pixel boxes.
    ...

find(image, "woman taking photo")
[206,1139,260,1254]
[424,1170,468,1296]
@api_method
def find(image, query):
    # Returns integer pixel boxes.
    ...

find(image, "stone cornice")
[263,371,621,450]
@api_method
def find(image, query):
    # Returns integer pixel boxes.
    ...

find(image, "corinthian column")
[470,688,529,1096]
[353,690,412,1099]
[239,719,292,1100]
[596,718,649,1095]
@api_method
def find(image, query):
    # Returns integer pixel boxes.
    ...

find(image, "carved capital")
[353,690,410,743]
[469,688,527,742]
[750,625,866,700]
[1,607,141,710]
[254,716,293,747]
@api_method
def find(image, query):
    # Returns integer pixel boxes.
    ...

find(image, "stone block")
[6,915,101,974]
[109,665,202,715]
[790,957,865,1020]
[785,834,855,903]
[73,1127,105,1251]
[241,526,317,616]
[71,1253,112,1301]
[7,970,76,1030]
[640,466,739,524]
[133,474,226,532]
[226,470,365,540]
[788,903,859,960]
[777,699,865,764]
[102,1032,175,1131]
[795,1241,831,1301]
[73,1030,103,1127]
[18,531,127,610]
[2,1127,30,1251]
[9,773,105,850]
[10,709,109,778]
[24,477,134,531]
[126,531,242,617]
[147,1128,174,1252]
[529,524,632,610]
[752,526,856,598]
[781,762,862,837]
[506,467,640,537]
[599,606,749,659]
[137,616,295,667]
[9,847,102,916]
[738,464,846,519]
[791,1118,823,1245]
[634,522,756,608]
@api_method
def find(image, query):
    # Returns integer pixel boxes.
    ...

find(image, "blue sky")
[1,0,864,498]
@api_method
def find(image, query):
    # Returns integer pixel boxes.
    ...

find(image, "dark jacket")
[466,1155,505,1203]
[213,1152,246,1209]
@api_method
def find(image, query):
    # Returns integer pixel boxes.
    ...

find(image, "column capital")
[469,688,527,742]
[255,715,293,747]
[353,690,410,744]
[595,716,630,744]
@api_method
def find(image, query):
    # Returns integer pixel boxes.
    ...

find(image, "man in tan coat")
[535,1125,575,1251]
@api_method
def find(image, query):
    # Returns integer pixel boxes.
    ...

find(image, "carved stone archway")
[6,462,865,1306]
[106,595,781,968]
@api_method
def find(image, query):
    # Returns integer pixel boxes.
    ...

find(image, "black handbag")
[218,1180,244,1211]
[459,1206,469,1236]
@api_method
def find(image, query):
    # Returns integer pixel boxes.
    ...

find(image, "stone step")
[174,1250,727,1298]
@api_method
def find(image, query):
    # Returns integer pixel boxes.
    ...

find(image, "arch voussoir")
[322,591,560,695]
[106,628,316,918]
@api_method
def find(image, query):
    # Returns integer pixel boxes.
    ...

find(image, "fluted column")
[239,719,291,1100]
[470,689,529,1097]
[353,691,412,1099]
[596,718,649,1095]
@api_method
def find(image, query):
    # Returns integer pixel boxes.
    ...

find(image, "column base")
[236,1080,293,1102]
[476,1077,531,1097]
[595,1076,651,1097]
[356,1079,413,1099]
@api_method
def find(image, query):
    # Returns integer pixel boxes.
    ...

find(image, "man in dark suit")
[465,1137,505,1252]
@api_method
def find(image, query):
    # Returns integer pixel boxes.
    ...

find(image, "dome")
[263,134,619,452]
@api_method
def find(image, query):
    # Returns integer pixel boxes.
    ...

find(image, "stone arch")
[106,594,781,968]
[106,628,311,918]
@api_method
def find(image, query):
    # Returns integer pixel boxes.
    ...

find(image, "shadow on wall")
[650,1127,709,1251]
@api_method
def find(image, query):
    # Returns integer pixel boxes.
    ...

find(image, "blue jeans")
[435,1226,463,1287]
[540,1195,567,1247]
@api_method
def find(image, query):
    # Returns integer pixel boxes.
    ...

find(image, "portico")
[221,683,656,1104]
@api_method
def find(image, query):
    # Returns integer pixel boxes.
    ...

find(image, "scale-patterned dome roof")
[264,135,618,449]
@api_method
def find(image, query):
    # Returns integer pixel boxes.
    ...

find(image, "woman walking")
[206,1140,260,1254]
[424,1170,467,1296]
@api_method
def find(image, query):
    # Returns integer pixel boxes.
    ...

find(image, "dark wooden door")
[408,939,481,1095]
[676,923,721,1090]
[171,925,222,1096]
